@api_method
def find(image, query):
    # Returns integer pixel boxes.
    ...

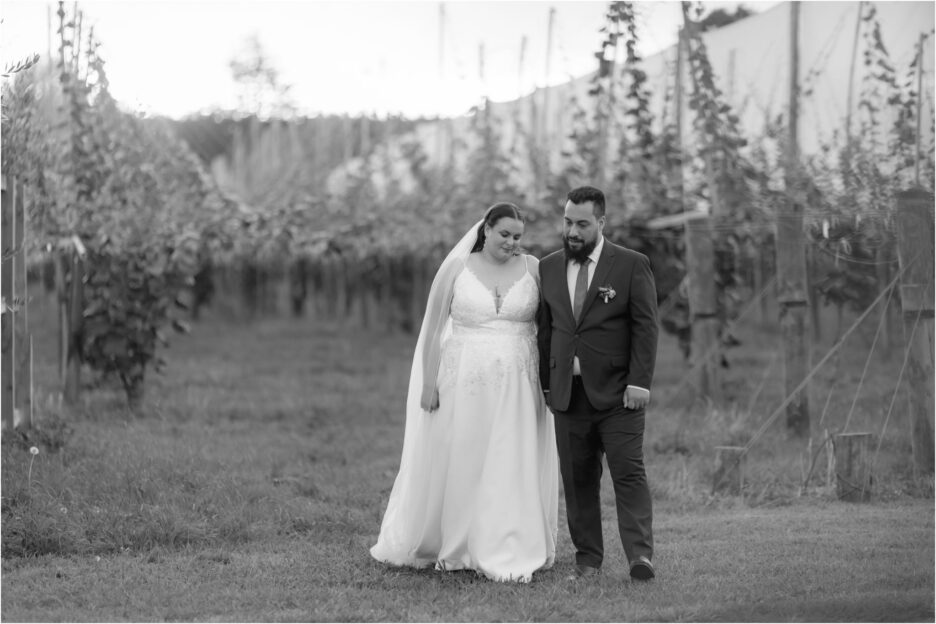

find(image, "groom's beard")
[563,234,598,264]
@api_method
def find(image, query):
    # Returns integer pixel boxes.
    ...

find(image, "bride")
[370,203,558,583]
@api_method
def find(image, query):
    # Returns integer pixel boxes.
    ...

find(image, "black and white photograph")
[1,0,933,621]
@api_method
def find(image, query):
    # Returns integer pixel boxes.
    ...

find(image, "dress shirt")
[566,236,648,394]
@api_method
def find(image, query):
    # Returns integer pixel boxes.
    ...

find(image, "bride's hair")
[471,202,523,253]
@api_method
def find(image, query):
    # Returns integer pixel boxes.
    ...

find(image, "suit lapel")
[577,239,616,327]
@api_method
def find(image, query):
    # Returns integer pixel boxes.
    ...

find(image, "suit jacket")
[537,238,659,412]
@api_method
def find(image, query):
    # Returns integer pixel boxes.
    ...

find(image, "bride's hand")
[421,386,440,412]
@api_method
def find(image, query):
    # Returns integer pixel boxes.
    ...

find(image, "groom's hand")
[623,386,650,410]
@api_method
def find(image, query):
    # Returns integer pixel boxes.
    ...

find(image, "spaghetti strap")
[522,253,540,288]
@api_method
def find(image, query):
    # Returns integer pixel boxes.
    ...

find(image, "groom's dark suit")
[537,237,658,570]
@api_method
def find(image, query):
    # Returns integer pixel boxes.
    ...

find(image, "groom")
[537,185,659,581]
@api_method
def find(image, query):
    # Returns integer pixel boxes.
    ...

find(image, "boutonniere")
[598,285,616,303]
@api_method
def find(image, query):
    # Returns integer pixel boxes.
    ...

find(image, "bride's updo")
[471,203,524,253]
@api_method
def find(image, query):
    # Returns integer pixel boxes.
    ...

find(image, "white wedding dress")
[370,259,558,583]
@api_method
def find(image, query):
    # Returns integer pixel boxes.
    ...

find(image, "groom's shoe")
[629,556,655,581]
[566,564,600,581]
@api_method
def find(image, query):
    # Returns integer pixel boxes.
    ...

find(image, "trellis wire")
[817,373,838,429]
[740,260,912,456]
[871,305,924,474]
[744,349,778,419]
[728,264,897,491]
[841,277,899,433]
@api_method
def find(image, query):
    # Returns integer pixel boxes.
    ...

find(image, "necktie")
[573,259,589,322]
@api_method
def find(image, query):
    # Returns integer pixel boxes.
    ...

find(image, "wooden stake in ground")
[713,446,745,495]
[834,432,873,501]
[894,188,935,477]
[777,1,811,437]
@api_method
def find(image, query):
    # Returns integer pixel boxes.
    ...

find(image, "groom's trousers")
[553,375,653,569]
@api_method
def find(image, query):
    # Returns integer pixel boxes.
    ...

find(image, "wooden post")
[712,446,745,495]
[63,249,84,405]
[360,115,370,157]
[248,116,261,195]
[324,257,337,319]
[833,432,873,501]
[595,58,613,191]
[410,255,428,335]
[875,242,896,360]
[518,35,527,100]
[309,118,322,186]
[686,213,722,402]
[339,258,352,323]
[342,114,353,163]
[681,14,729,219]
[55,250,68,383]
[438,1,446,165]
[13,178,30,430]
[73,9,83,75]
[479,43,489,142]
[379,256,393,332]
[27,336,34,429]
[541,7,555,187]
[824,428,835,489]
[674,26,685,204]
[726,48,736,101]
[517,34,535,202]
[312,260,325,320]
[807,244,822,343]
[914,34,925,187]
[894,188,935,477]
[1,175,15,431]
[844,1,863,146]
[778,1,811,437]
[756,249,771,324]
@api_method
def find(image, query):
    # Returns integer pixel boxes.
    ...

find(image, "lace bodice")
[449,267,539,335]
[438,265,540,396]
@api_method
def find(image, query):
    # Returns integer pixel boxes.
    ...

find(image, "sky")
[1,0,774,119]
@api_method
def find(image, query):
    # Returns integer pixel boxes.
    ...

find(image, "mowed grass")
[2,292,933,622]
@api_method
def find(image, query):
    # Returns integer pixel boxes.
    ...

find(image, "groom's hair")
[567,186,606,218]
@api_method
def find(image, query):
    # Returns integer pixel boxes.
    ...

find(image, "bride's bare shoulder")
[521,254,540,270]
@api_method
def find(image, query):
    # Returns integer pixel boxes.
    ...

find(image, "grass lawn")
[2,297,933,622]
[3,501,932,622]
